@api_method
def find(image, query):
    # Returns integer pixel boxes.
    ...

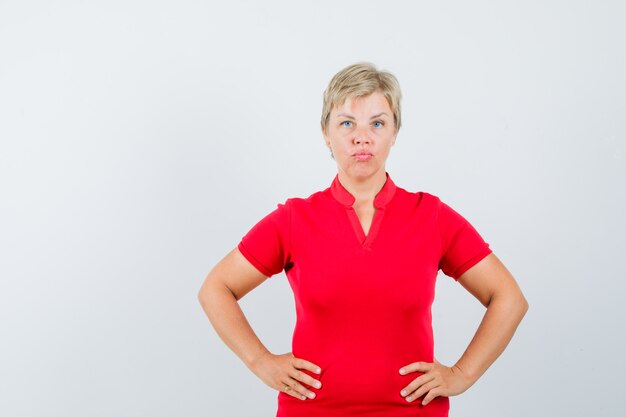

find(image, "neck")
[337,168,388,205]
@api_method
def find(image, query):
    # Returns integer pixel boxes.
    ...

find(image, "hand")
[249,351,322,401]
[398,358,473,406]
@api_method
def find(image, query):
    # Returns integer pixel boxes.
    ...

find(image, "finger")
[400,373,435,398]
[281,379,310,401]
[293,357,322,375]
[283,378,316,400]
[408,379,439,403]
[399,361,433,375]
[422,387,443,405]
[290,369,322,390]
[284,387,307,401]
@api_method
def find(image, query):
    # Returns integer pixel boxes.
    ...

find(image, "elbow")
[521,294,529,316]
[197,287,210,309]
[507,278,530,317]
[197,276,216,308]
[197,275,234,309]
[512,292,529,321]
[492,287,529,320]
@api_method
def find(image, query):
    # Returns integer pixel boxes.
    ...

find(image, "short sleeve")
[237,199,292,278]
[437,199,492,280]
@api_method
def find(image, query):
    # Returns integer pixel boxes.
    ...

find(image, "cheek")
[332,135,353,149]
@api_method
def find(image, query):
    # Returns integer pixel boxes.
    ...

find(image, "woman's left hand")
[398,358,473,405]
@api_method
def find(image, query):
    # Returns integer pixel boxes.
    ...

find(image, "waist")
[277,391,449,417]
[279,342,445,416]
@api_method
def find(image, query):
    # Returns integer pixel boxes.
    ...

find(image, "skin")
[198,90,529,405]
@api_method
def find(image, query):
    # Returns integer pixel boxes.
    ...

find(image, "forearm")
[198,283,270,370]
[453,288,528,386]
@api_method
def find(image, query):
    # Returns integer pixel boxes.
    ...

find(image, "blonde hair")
[321,62,402,134]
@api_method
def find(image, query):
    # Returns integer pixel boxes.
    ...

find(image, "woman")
[198,63,529,417]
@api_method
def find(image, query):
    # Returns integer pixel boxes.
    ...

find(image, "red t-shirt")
[237,171,492,417]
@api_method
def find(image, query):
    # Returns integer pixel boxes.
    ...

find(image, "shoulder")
[244,184,331,229]
[283,186,332,211]
[392,184,443,211]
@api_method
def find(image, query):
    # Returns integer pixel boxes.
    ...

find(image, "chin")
[345,164,380,178]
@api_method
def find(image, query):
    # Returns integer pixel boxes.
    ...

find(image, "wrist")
[452,362,478,388]
[246,348,271,372]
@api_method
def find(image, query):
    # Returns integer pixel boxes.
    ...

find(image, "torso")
[275,187,450,416]
[237,172,490,416]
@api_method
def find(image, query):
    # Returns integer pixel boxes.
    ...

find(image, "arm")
[197,247,272,368]
[452,252,529,384]
[197,247,323,401]
[399,252,529,405]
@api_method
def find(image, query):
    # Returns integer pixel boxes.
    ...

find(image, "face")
[323,90,397,181]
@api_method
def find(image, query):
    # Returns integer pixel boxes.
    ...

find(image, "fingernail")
[401,389,407,396]
[315,382,322,388]
[315,368,321,374]
[308,392,315,399]
[399,368,406,375]
[406,396,413,402]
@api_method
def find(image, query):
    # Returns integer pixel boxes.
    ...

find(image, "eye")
[373,120,384,128]
[340,120,353,127]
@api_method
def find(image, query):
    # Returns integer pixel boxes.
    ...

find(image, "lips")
[354,152,373,161]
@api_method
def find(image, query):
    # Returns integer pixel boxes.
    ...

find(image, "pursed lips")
[353,151,373,161]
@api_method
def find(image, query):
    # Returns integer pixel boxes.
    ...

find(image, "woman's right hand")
[249,351,323,401]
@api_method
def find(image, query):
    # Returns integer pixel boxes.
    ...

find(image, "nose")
[353,127,372,145]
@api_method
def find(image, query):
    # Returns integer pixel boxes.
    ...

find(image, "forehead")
[332,91,392,115]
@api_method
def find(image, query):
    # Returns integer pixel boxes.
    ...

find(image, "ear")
[322,130,331,148]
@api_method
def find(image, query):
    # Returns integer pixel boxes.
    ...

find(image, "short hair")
[321,62,402,134]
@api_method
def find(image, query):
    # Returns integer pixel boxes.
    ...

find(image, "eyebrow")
[336,112,390,119]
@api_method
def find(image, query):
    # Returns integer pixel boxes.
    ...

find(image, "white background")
[1,1,624,416]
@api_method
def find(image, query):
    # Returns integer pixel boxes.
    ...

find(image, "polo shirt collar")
[330,171,397,209]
